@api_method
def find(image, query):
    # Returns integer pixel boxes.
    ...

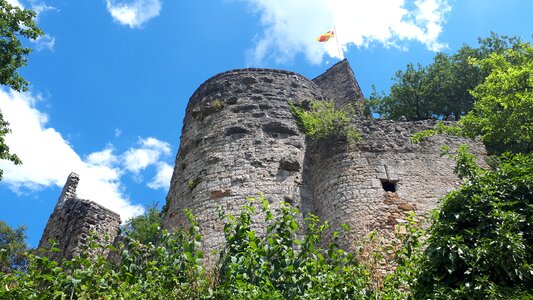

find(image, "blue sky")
[0,0,531,247]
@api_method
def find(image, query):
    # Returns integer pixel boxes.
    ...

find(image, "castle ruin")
[162,60,486,262]
[39,173,121,261]
[40,60,486,264]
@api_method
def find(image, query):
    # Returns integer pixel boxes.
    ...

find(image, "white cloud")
[6,0,23,8]
[31,34,55,51]
[122,137,171,174]
[105,0,162,28]
[86,147,118,166]
[242,0,451,64]
[0,89,175,221]
[30,2,58,17]
[147,162,173,190]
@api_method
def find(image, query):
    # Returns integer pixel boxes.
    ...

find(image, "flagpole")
[334,25,342,60]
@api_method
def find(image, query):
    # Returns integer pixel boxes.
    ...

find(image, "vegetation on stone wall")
[188,178,201,190]
[2,162,532,299]
[289,100,361,145]
[407,38,533,298]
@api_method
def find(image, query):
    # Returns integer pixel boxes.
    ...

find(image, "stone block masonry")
[39,173,121,261]
[39,59,487,265]
[162,59,487,263]
[162,68,323,263]
[306,119,486,249]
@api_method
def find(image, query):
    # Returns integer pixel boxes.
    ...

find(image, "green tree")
[0,0,43,91]
[461,42,533,154]
[369,33,523,121]
[371,63,432,120]
[413,152,533,299]
[413,41,533,154]
[0,221,28,273]
[0,0,43,179]
[121,204,163,245]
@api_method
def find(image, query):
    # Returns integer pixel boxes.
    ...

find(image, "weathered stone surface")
[210,189,233,199]
[39,173,121,262]
[279,157,301,171]
[40,60,487,266]
[306,118,486,249]
[162,67,322,264]
[312,59,365,110]
[162,59,487,266]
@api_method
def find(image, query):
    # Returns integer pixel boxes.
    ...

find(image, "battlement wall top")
[190,68,314,106]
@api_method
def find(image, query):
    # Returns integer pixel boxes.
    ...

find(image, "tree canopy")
[121,204,163,245]
[0,0,43,91]
[461,41,533,154]
[0,221,28,273]
[368,33,523,121]
[0,0,43,179]
[412,40,532,154]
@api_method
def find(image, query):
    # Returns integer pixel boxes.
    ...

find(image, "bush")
[215,196,373,299]
[414,152,533,299]
[0,210,207,299]
[0,196,421,299]
[289,100,361,146]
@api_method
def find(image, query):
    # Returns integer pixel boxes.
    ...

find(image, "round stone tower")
[163,68,323,261]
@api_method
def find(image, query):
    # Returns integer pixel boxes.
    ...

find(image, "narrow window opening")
[381,180,397,192]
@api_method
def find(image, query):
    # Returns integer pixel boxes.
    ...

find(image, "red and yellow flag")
[316,30,335,42]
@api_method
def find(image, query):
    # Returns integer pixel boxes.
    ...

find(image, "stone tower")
[163,67,323,260]
[163,59,486,262]
[39,173,121,261]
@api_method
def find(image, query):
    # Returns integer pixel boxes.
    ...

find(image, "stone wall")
[162,59,487,265]
[162,68,324,263]
[37,60,488,265]
[312,60,365,110]
[306,120,487,249]
[39,173,121,261]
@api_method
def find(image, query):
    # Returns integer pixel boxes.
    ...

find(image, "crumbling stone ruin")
[40,60,486,263]
[39,173,121,261]
[162,59,486,262]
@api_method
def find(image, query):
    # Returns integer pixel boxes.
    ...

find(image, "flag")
[316,30,334,42]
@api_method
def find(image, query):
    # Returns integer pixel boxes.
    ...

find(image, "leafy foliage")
[0,211,208,299]
[0,0,43,179]
[0,111,21,180]
[461,41,533,154]
[0,0,43,91]
[411,41,533,155]
[369,32,523,121]
[121,204,163,245]
[0,197,424,299]
[413,152,533,299]
[215,196,372,299]
[289,100,361,146]
[367,63,433,121]
[0,221,28,273]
